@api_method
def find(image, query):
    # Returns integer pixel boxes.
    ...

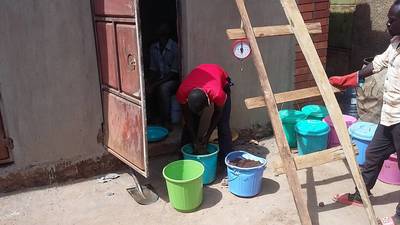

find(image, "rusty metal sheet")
[116,24,141,98]
[96,22,119,90]
[93,0,135,17]
[102,91,145,171]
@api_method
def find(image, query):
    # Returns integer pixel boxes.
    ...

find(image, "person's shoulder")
[168,38,177,45]
[167,39,178,50]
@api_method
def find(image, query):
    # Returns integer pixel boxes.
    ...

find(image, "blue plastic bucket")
[225,151,267,197]
[279,109,307,148]
[340,88,359,118]
[301,105,329,121]
[295,120,330,155]
[181,144,219,185]
[348,121,378,165]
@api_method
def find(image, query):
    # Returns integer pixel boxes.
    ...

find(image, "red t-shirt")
[176,64,228,107]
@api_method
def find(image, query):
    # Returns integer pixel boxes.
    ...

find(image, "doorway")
[139,0,182,156]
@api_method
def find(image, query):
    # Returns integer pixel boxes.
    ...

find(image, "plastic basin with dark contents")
[181,144,219,185]
[225,151,267,197]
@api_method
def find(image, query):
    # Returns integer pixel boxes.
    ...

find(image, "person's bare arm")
[200,105,223,146]
[182,104,197,143]
[358,63,374,79]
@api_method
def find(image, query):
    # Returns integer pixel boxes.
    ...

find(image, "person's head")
[187,89,210,115]
[156,23,171,43]
[387,0,400,36]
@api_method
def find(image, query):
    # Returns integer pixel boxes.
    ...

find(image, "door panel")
[103,91,144,170]
[96,22,119,90]
[116,24,141,98]
[93,0,135,17]
[92,0,148,176]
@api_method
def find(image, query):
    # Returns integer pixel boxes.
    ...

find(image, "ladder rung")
[226,22,321,40]
[245,86,341,109]
[271,145,358,176]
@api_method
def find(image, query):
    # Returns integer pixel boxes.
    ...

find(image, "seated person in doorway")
[176,64,234,159]
[146,23,179,130]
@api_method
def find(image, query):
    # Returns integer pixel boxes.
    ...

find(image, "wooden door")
[92,0,148,177]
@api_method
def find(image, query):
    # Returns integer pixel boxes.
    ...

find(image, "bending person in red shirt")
[176,64,233,159]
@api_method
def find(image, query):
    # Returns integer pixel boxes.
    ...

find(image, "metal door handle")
[127,53,136,71]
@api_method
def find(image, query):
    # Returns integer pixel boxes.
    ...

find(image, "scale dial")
[232,39,251,60]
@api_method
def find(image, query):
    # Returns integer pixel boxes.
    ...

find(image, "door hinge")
[97,123,104,144]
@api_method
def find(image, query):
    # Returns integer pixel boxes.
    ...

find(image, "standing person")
[146,23,179,130]
[329,1,400,224]
[176,64,233,159]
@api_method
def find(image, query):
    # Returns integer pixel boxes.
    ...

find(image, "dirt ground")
[0,136,399,225]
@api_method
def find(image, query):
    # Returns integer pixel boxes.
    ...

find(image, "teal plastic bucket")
[225,151,267,197]
[295,120,330,155]
[301,105,329,120]
[181,144,219,185]
[348,121,378,165]
[279,109,307,148]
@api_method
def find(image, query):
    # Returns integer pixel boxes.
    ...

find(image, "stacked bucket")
[279,104,357,155]
[279,104,400,186]
[348,121,377,165]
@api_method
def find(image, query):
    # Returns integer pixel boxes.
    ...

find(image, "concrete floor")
[1,137,399,225]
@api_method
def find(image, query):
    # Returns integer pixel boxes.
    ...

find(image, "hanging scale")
[232,38,251,71]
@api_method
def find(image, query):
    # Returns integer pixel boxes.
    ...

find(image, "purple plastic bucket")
[378,153,400,185]
[323,115,357,148]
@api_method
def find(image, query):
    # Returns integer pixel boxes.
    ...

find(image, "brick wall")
[295,0,330,104]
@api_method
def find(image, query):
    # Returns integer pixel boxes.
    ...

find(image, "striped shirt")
[149,38,178,78]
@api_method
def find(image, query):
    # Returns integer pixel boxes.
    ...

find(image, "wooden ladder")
[227,0,378,224]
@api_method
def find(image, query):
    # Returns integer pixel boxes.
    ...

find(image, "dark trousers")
[146,80,179,124]
[360,122,400,215]
[157,80,179,123]
[181,91,233,160]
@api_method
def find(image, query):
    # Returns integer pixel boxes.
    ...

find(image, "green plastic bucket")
[162,160,204,212]
[279,109,307,148]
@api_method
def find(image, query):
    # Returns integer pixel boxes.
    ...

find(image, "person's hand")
[329,72,358,90]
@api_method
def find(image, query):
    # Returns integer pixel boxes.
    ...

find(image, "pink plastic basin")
[378,153,400,185]
[323,115,357,148]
